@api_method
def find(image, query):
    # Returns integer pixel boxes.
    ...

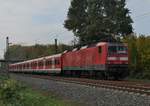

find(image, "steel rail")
[14,74,150,96]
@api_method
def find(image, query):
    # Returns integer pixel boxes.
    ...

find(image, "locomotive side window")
[98,46,102,54]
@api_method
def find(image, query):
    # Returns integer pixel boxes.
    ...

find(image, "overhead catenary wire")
[132,11,150,21]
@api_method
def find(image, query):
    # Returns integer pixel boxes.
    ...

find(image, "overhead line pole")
[55,39,58,54]
[6,36,9,77]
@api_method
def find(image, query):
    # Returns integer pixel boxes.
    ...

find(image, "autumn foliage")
[124,34,150,79]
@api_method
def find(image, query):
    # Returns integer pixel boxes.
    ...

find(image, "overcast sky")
[0,0,150,58]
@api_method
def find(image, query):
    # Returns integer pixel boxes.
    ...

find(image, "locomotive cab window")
[98,46,102,54]
[108,45,128,55]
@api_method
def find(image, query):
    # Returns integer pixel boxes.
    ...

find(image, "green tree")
[6,44,71,61]
[64,0,133,45]
[64,0,88,45]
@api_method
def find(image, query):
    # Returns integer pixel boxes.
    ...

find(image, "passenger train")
[9,42,129,79]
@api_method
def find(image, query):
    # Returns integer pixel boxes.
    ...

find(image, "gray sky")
[0,0,150,58]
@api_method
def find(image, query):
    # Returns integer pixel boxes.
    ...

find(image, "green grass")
[126,77,150,83]
[0,75,79,106]
[20,88,76,106]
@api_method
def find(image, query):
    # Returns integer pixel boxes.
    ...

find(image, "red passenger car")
[9,54,62,74]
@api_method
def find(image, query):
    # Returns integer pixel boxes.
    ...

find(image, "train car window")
[27,63,29,68]
[57,60,60,65]
[32,63,33,67]
[39,61,43,66]
[46,60,50,66]
[46,60,51,65]
[46,61,48,66]
[55,59,57,65]
[56,60,58,65]
[54,59,60,65]
[49,60,51,65]
[98,46,102,54]
[23,64,25,68]
[50,60,52,65]
[19,65,21,69]
[34,62,37,67]
[38,62,41,66]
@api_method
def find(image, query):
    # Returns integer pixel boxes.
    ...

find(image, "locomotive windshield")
[108,45,127,55]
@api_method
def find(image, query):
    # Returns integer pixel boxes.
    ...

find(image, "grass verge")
[0,75,79,106]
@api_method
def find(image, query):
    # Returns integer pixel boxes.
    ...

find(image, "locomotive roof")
[67,42,126,52]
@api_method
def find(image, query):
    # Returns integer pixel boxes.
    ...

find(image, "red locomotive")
[9,42,129,79]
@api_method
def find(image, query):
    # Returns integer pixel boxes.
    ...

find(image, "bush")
[0,78,76,106]
[0,79,25,105]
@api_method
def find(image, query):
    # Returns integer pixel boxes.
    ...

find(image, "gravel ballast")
[11,74,150,106]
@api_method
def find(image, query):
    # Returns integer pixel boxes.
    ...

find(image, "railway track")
[18,74,150,96]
